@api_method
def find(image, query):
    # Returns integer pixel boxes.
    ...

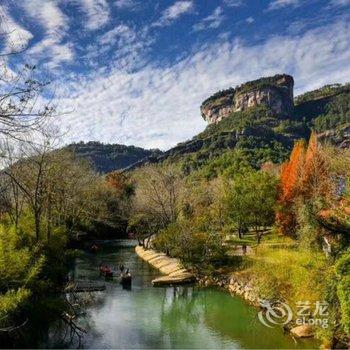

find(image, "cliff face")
[201,74,294,124]
[121,78,349,173]
[201,91,235,124]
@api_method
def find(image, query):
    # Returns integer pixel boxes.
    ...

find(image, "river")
[38,240,318,349]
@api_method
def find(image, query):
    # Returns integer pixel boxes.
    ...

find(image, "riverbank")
[135,246,195,285]
[135,245,259,303]
[38,243,320,349]
[136,244,322,342]
[199,270,260,306]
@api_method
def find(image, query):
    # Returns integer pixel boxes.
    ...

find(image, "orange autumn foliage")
[302,131,331,198]
[276,140,306,236]
[276,132,331,236]
[106,171,127,193]
[279,140,306,203]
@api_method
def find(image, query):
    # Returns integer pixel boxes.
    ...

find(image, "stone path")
[135,246,195,286]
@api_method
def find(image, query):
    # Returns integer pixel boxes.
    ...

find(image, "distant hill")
[65,141,163,173]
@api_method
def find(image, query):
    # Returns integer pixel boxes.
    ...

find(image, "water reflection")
[39,242,318,349]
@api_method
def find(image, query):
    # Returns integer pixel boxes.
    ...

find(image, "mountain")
[65,141,163,173]
[125,74,350,171]
[66,75,350,174]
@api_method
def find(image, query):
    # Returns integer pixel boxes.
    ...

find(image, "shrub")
[153,219,227,273]
[337,276,350,335]
[0,289,31,327]
[335,251,350,277]
[0,224,44,327]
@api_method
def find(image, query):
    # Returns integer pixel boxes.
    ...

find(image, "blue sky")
[1,0,350,149]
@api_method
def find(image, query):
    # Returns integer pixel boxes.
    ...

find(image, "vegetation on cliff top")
[201,74,292,108]
[295,83,350,105]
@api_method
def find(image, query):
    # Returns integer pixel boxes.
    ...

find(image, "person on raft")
[99,263,113,277]
[90,244,98,252]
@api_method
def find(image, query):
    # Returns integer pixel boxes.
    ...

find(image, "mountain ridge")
[65,75,350,173]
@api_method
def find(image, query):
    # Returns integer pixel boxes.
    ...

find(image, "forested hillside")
[65,141,162,173]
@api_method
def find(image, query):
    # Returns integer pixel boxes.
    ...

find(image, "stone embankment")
[199,271,260,306]
[136,246,314,339]
[203,272,314,339]
[135,246,195,286]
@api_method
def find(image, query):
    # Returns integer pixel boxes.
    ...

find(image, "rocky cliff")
[200,89,235,124]
[201,74,294,124]
[123,79,350,172]
[74,77,349,174]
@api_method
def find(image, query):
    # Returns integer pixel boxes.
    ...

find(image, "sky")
[0,0,350,150]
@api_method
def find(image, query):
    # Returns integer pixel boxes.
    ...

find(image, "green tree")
[224,170,277,242]
[0,224,44,327]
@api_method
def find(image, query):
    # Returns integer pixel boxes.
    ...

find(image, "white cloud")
[0,5,33,52]
[23,0,67,34]
[153,1,193,27]
[193,7,225,32]
[268,0,300,10]
[20,1,73,68]
[223,0,244,7]
[330,0,350,6]
[50,19,350,150]
[114,0,139,9]
[79,0,110,30]
[99,25,137,46]
[84,24,153,72]
[246,16,254,23]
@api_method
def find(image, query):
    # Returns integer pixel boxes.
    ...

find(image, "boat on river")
[120,270,132,287]
[99,265,113,278]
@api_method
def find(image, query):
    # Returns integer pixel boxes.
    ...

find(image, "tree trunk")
[34,211,40,241]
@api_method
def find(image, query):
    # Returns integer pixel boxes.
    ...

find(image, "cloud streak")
[114,0,139,10]
[51,19,350,150]
[0,5,33,53]
[20,0,73,68]
[153,1,194,27]
[329,0,350,6]
[193,7,225,31]
[78,0,110,30]
[223,0,244,7]
[268,0,300,10]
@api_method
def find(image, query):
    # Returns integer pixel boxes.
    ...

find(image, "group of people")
[99,263,132,280]
[99,264,113,278]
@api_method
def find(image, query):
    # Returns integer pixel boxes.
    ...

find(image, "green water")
[41,241,319,349]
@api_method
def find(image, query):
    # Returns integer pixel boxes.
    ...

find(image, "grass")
[225,234,256,246]
[224,230,295,247]
[249,246,330,310]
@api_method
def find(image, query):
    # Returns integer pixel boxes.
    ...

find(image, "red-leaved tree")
[276,132,332,236]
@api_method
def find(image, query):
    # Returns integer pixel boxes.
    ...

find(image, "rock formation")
[201,74,294,124]
[200,89,235,124]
